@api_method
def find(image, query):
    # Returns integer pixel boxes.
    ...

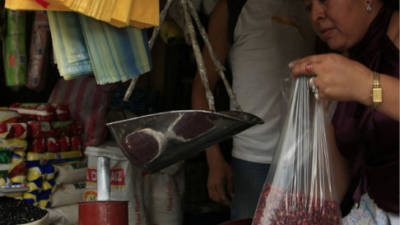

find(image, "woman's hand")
[289,53,372,104]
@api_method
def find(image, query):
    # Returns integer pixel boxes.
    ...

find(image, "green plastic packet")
[3,10,27,87]
[0,151,12,164]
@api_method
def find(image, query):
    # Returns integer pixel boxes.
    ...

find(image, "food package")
[10,103,56,121]
[252,77,341,225]
[0,110,20,123]
[53,104,70,121]
[26,11,50,91]
[0,122,27,139]
[55,161,87,185]
[32,138,47,153]
[0,138,28,151]
[8,161,26,185]
[48,76,111,147]
[51,182,85,208]
[51,121,82,137]
[4,10,27,87]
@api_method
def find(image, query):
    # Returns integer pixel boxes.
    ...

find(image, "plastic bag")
[4,10,27,87]
[48,76,112,147]
[252,77,341,225]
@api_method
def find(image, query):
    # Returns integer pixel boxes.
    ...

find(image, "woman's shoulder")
[387,10,399,48]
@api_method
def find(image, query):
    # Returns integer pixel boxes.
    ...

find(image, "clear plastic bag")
[252,76,341,225]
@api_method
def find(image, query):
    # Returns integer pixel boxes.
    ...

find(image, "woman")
[289,0,398,224]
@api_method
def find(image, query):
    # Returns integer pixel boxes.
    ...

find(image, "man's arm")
[191,0,233,206]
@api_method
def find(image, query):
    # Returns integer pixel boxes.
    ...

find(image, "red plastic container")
[79,201,128,225]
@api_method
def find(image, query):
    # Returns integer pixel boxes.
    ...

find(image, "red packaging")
[10,103,56,121]
[69,122,83,136]
[32,138,46,153]
[53,104,70,121]
[51,120,73,136]
[46,137,60,153]
[28,121,54,138]
[58,136,70,152]
[7,163,27,179]
[70,136,82,151]
[48,77,111,146]
[26,11,50,91]
[11,123,27,139]
[0,123,7,136]
[0,122,28,139]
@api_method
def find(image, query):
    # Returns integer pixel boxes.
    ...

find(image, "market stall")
[0,0,264,224]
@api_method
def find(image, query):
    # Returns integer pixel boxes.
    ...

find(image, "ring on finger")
[305,63,313,74]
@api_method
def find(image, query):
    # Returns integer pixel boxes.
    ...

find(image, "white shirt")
[229,0,315,163]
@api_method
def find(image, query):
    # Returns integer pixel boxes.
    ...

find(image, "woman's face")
[304,0,375,52]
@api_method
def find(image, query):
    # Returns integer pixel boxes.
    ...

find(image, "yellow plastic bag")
[5,0,70,11]
[129,0,159,28]
[53,0,159,28]
[5,0,159,28]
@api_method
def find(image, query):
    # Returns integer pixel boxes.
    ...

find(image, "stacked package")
[0,109,28,199]
[4,10,27,88]
[26,11,51,91]
[8,103,85,208]
[84,142,185,225]
[46,161,87,225]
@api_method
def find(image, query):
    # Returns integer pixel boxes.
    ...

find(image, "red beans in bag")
[252,184,340,225]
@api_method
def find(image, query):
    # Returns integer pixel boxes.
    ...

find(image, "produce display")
[0,196,47,225]
[253,184,340,225]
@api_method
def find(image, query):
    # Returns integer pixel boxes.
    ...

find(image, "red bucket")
[79,201,128,225]
[219,218,252,225]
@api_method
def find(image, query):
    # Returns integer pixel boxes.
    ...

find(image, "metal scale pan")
[107,110,263,173]
[108,0,263,173]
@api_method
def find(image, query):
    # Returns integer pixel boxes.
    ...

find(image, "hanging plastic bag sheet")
[5,0,70,11]
[3,10,27,87]
[48,76,112,147]
[26,11,50,91]
[252,77,341,225]
[47,11,92,79]
[78,14,152,85]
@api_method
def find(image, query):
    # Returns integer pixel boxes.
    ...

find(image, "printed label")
[86,168,126,186]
